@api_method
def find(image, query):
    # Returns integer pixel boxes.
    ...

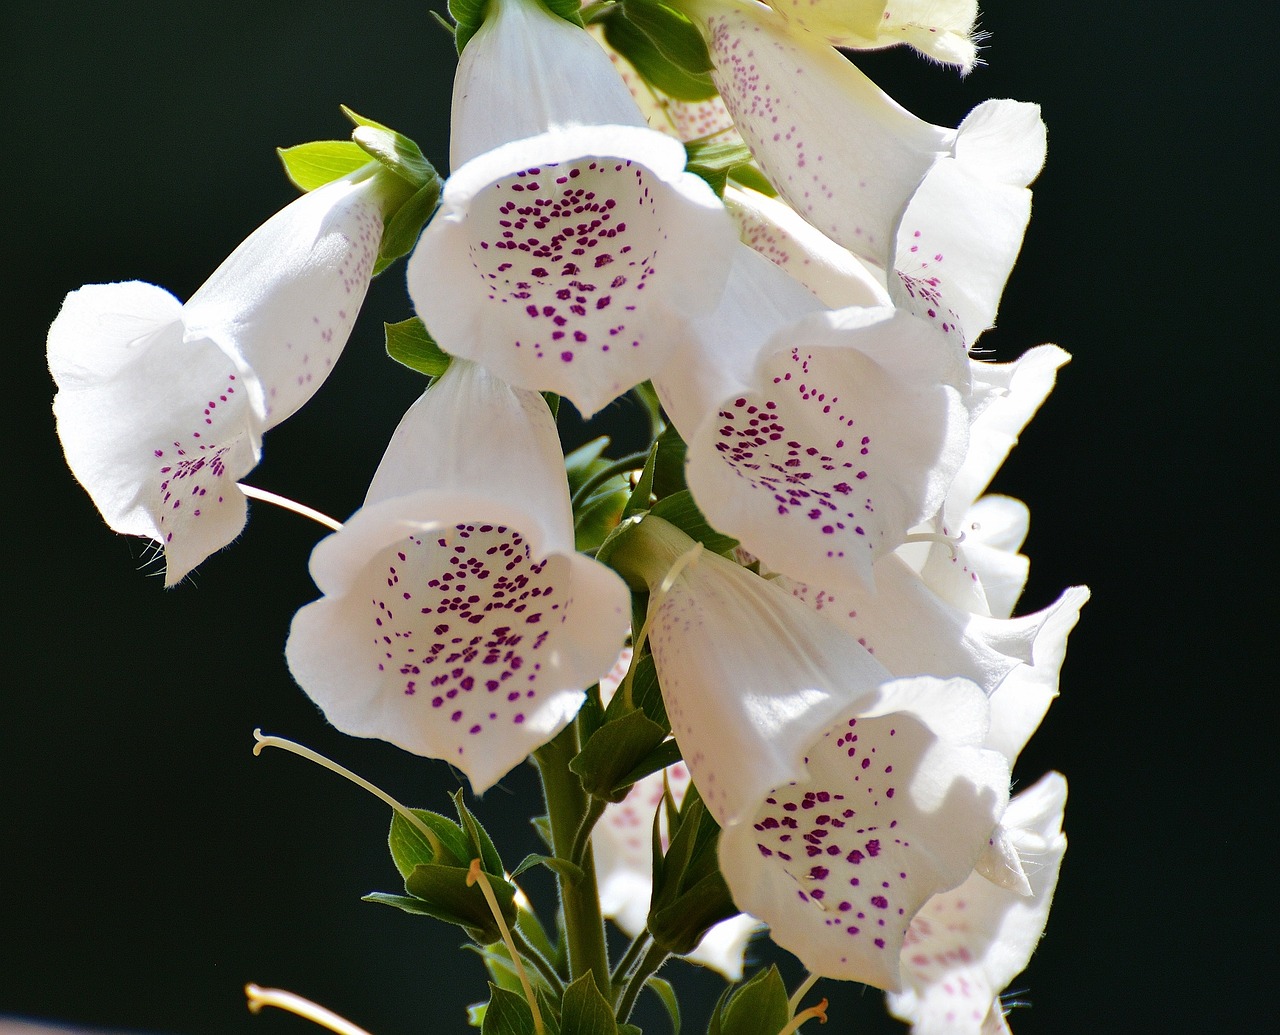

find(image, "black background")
[3,2,1269,1033]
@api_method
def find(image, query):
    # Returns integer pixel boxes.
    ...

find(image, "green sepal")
[559,973,616,1035]
[453,788,508,878]
[615,738,682,789]
[277,139,370,192]
[481,984,541,1035]
[622,0,713,73]
[706,966,790,1035]
[344,106,439,188]
[453,0,583,54]
[647,785,738,957]
[570,709,669,803]
[388,807,471,878]
[651,423,688,501]
[374,177,442,276]
[728,164,778,198]
[398,862,519,944]
[600,6,716,103]
[511,852,586,885]
[684,140,759,197]
[385,317,453,379]
[623,441,658,520]
[645,976,681,1035]
[650,491,738,557]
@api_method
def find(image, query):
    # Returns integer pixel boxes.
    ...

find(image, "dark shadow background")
[3,2,1269,1033]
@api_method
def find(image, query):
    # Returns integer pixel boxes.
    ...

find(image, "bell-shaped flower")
[685,0,1044,346]
[608,517,1011,989]
[48,166,390,585]
[285,360,630,794]
[407,0,739,418]
[593,652,763,980]
[905,345,1071,618]
[764,0,982,72]
[887,772,1068,1034]
[655,260,970,593]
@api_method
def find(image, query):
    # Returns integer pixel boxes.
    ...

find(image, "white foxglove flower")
[48,167,389,585]
[408,0,738,417]
[765,0,982,72]
[906,346,1071,618]
[593,654,764,981]
[286,360,630,794]
[611,519,1010,988]
[888,772,1068,1034]
[688,0,1044,346]
[658,289,969,594]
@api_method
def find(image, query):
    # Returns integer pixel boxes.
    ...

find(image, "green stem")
[512,928,566,995]
[569,797,608,871]
[570,449,650,514]
[532,727,611,993]
[609,930,654,994]
[614,942,670,1024]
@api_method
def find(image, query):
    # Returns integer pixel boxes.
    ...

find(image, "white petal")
[887,772,1067,1034]
[646,543,896,827]
[696,0,953,269]
[683,307,968,593]
[48,281,256,586]
[912,495,1032,619]
[889,103,1046,346]
[984,587,1089,763]
[719,675,1010,989]
[409,126,738,418]
[725,185,892,309]
[450,0,646,168]
[286,365,630,793]
[183,170,385,430]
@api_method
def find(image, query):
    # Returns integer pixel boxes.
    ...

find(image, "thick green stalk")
[533,725,611,993]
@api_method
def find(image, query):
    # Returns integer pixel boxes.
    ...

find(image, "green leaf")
[649,491,739,557]
[511,853,586,885]
[482,984,540,1035]
[623,441,658,520]
[709,966,790,1035]
[601,8,716,103]
[615,737,682,789]
[684,140,760,197]
[728,163,777,198]
[374,177,441,276]
[652,424,688,501]
[388,807,470,879]
[276,140,370,192]
[645,976,681,1035]
[559,973,617,1035]
[565,438,612,485]
[385,317,452,378]
[571,709,669,802]
[453,788,508,878]
[344,106,438,187]
[622,0,714,73]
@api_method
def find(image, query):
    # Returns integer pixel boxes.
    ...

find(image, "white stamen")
[238,483,343,531]
[245,984,373,1035]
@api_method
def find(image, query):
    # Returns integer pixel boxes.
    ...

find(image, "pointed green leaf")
[511,853,586,885]
[652,424,688,501]
[649,491,738,557]
[711,966,790,1035]
[560,973,617,1035]
[374,177,442,276]
[482,984,540,1035]
[277,140,370,192]
[453,788,507,877]
[401,863,518,943]
[389,807,470,879]
[344,106,438,187]
[601,7,716,103]
[385,317,453,378]
[645,976,681,1035]
[571,709,669,802]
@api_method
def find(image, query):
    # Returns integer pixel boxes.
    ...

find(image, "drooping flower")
[685,0,1044,346]
[764,0,982,72]
[655,273,970,593]
[285,359,630,794]
[608,517,1011,989]
[407,0,738,417]
[904,345,1072,618]
[48,164,391,585]
[887,772,1068,1034]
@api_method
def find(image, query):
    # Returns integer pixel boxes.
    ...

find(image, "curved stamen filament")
[901,527,966,560]
[245,984,373,1035]
[239,483,343,531]
[467,859,545,1035]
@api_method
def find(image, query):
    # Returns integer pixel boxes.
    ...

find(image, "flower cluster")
[49,0,1085,1031]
